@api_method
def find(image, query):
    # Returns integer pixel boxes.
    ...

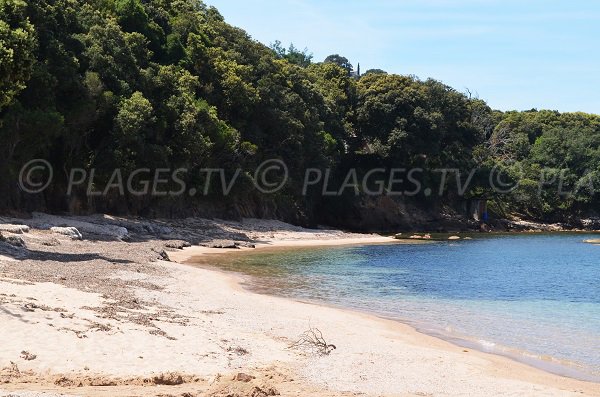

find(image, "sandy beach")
[0,214,599,397]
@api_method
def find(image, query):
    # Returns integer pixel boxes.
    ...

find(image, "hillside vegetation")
[1,0,599,229]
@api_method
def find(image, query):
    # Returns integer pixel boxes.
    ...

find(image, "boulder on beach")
[165,240,192,250]
[0,232,26,250]
[5,235,26,247]
[0,224,30,234]
[206,240,239,249]
[51,226,83,240]
[152,247,171,261]
[32,213,129,240]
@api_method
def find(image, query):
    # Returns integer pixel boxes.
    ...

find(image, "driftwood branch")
[289,327,336,356]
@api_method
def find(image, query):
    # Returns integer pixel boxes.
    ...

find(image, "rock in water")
[51,226,83,240]
[584,239,600,245]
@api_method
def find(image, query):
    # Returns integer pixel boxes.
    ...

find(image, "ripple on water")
[209,233,600,381]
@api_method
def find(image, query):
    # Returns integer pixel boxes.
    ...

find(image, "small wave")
[478,339,496,350]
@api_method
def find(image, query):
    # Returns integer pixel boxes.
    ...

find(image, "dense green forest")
[1,0,599,229]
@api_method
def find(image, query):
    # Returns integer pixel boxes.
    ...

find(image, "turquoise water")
[213,234,600,381]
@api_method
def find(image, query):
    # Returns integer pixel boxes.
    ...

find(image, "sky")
[206,0,600,114]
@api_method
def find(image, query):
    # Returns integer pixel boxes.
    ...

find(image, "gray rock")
[205,240,238,249]
[50,226,83,240]
[164,240,192,250]
[582,218,600,230]
[237,242,256,249]
[5,235,26,248]
[152,247,170,261]
[143,224,173,235]
[31,213,128,240]
[0,224,30,234]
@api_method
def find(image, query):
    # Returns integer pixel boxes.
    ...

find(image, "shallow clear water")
[211,234,600,380]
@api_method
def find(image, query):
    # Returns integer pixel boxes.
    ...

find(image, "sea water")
[210,234,600,381]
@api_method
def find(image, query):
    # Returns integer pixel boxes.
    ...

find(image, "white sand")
[1,222,599,396]
[168,234,401,263]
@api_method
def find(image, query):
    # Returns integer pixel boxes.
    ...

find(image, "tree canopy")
[1,0,599,226]
[324,54,353,75]
[0,0,35,109]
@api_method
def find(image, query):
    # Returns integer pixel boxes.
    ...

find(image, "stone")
[232,373,255,383]
[0,224,30,234]
[238,242,256,249]
[152,247,171,261]
[251,386,280,396]
[206,240,238,249]
[164,240,192,250]
[448,236,461,240]
[152,372,184,385]
[50,226,83,240]
[5,236,26,248]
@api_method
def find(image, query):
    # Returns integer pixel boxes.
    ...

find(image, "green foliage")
[307,62,356,152]
[364,69,387,76]
[355,74,481,167]
[0,0,35,109]
[114,0,148,33]
[484,111,600,219]
[324,54,353,75]
[1,0,599,223]
[270,40,312,67]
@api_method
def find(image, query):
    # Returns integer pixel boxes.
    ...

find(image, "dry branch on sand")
[288,327,336,356]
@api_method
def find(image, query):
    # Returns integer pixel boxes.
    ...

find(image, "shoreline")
[168,260,600,397]
[1,214,599,396]
[172,237,600,388]
[167,234,410,263]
